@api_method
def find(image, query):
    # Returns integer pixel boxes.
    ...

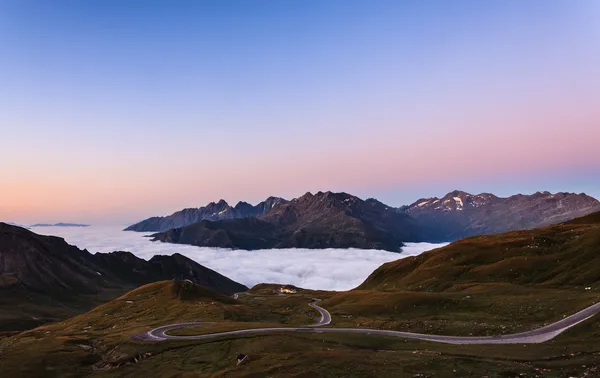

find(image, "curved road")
[308,299,331,326]
[232,293,330,326]
[134,297,600,345]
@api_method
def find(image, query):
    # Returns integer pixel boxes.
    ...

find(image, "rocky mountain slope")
[152,191,423,251]
[398,190,600,241]
[125,197,287,232]
[127,190,600,246]
[0,223,247,332]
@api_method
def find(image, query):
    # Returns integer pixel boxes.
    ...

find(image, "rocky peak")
[300,191,314,199]
[263,196,286,208]
[446,190,470,197]
[255,196,288,214]
[406,190,501,213]
[364,198,394,212]
[306,191,360,209]
[234,201,253,210]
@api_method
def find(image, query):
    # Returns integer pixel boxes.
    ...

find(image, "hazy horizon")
[6,185,600,226]
[2,0,599,225]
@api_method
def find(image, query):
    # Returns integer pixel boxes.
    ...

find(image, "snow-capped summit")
[404,190,498,213]
[398,190,600,241]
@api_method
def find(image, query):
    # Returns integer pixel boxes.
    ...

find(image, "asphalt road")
[308,299,331,326]
[232,293,329,326]
[134,297,600,345]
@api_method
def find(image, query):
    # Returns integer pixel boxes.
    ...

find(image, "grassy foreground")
[0,280,598,378]
[1,213,600,377]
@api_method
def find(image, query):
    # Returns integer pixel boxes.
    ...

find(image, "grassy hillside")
[1,280,598,378]
[359,219,600,291]
[564,210,600,225]
[0,280,331,376]
[317,212,600,335]
[2,213,600,377]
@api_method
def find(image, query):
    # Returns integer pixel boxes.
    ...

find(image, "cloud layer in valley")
[31,225,447,291]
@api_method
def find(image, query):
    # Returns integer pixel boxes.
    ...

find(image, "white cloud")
[32,226,447,291]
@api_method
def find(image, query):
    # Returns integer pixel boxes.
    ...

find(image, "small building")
[279,286,297,294]
[236,354,247,365]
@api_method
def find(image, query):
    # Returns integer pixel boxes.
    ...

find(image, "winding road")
[308,299,331,326]
[134,296,600,345]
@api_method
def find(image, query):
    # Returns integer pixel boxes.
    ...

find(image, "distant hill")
[398,190,600,242]
[358,210,600,291]
[29,222,90,227]
[152,191,423,251]
[0,222,247,332]
[92,251,245,294]
[125,196,287,232]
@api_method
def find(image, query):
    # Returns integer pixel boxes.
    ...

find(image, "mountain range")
[398,190,600,241]
[124,197,286,232]
[29,223,90,227]
[152,191,422,251]
[3,222,89,228]
[127,190,600,251]
[0,222,247,332]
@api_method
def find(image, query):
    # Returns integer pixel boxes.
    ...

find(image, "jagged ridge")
[124,197,287,232]
[398,190,600,241]
[151,191,423,252]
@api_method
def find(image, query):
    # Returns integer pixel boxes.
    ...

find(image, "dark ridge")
[0,223,247,332]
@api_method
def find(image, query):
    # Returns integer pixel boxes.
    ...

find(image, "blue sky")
[1,0,599,224]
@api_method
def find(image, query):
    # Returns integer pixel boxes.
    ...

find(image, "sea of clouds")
[31,225,447,291]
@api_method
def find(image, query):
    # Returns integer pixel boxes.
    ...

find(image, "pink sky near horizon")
[2,1,600,225]
[4,106,600,225]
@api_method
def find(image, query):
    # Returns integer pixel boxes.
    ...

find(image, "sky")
[1,0,599,225]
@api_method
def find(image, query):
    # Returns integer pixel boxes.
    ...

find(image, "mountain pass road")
[133,296,600,345]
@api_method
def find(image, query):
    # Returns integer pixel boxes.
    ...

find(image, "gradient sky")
[1,0,599,225]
